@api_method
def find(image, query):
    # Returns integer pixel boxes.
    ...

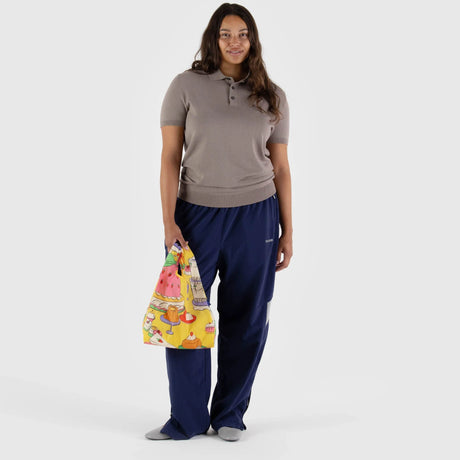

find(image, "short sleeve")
[160,74,187,127]
[267,87,289,145]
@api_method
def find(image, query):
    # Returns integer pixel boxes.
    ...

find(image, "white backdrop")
[1,0,459,458]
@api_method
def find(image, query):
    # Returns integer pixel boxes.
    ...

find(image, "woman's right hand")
[164,222,189,253]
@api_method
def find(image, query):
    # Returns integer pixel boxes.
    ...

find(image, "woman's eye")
[220,33,248,39]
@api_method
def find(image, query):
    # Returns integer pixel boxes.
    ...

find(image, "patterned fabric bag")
[142,242,216,349]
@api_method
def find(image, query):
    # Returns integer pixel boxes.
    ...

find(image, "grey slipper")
[217,426,242,441]
[145,425,172,440]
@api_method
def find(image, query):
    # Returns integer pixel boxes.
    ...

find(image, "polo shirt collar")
[208,68,250,84]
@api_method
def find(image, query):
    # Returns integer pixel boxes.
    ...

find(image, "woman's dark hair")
[187,3,284,124]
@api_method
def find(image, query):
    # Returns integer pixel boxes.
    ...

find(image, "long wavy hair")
[186,3,284,124]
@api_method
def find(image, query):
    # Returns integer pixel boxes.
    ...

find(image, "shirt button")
[231,86,235,89]
[230,96,235,99]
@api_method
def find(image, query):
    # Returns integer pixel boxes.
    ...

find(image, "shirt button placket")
[225,77,236,105]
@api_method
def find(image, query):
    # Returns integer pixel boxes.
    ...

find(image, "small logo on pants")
[265,238,273,243]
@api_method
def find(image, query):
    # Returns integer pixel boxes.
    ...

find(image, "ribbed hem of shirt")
[177,180,277,208]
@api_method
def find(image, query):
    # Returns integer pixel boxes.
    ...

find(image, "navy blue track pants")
[160,192,280,440]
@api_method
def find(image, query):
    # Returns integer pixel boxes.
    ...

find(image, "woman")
[145,3,293,442]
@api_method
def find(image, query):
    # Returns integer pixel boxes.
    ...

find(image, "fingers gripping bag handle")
[142,242,216,349]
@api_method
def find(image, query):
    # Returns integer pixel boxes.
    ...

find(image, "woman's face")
[218,15,250,65]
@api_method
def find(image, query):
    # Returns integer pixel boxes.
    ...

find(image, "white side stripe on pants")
[266,299,272,325]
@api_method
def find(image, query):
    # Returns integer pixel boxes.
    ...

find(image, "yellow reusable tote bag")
[142,242,216,349]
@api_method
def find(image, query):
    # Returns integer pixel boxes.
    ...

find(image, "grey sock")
[217,426,242,441]
[145,425,172,440]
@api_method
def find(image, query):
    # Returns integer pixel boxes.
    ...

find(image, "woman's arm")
[267,142,293,270]
[160,126,188,250]
[267,142,293,234]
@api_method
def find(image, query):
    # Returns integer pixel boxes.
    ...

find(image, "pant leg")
[210,193,280,431]
[160,197,223,440]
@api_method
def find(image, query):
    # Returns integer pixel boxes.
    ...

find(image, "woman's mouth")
[228,50,243,55]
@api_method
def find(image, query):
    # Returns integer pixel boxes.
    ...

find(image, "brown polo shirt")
[160,68,289,207]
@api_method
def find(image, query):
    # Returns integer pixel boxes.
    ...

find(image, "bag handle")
[165,241,186,276]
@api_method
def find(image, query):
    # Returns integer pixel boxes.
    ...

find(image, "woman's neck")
[220,63,243,81]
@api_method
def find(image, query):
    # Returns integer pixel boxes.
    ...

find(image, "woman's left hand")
[275,232,293,272]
